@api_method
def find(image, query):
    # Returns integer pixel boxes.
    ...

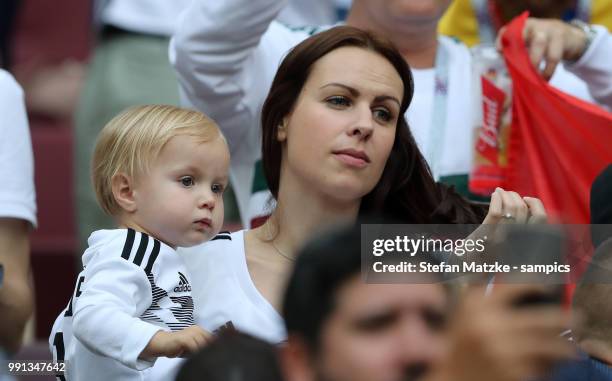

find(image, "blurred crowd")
[0,1,611,381]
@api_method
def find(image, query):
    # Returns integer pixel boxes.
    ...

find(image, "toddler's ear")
[111,173,137,213]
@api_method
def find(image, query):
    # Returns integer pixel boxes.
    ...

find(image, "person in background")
[176,331,285,381]
[440,0,612,47]
[544,164,612,381]
[0,69,36,354]
[172,0,612,228]
[547,237,612,381]
[281,224,574,381]
[0,0,20,69]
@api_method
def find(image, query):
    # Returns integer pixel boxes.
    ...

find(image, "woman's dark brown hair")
[261,26,486,224]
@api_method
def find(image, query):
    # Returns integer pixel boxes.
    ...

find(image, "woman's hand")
[464,188,546,260]
[482,187,547,225]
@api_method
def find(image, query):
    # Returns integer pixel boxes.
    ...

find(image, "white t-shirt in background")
[0,69,37,227]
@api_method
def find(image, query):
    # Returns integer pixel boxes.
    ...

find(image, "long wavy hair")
[261,26,486,224]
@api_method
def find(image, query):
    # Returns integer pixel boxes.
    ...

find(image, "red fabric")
[500,13,612,224]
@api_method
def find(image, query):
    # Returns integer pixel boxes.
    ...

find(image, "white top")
[100,0,344,37]
[49,229,193,381]
[0,70,36,227]
[179,230,286,344]
[171,0,612,227]
[277,0,346,26]
[100,0,192,36]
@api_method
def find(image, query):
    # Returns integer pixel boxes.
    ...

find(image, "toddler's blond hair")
[92,104,223,216]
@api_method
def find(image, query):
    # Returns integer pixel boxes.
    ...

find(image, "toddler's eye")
[179,176,195,187]
[211,183,225,194]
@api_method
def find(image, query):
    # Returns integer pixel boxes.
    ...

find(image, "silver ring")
[503,213,514,220]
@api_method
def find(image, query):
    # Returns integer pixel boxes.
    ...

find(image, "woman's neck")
[257,175,360,257]
[345,4,439,69]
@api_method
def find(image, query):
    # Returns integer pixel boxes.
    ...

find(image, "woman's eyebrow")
[320,82,359,96]
[374,95,400,107]
[320,83,400,106]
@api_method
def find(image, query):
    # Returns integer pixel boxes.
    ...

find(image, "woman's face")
[278,46,403,205]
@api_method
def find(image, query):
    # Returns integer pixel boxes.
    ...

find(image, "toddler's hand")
[140,325,212,359]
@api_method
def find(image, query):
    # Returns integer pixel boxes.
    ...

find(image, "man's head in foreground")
[281,224,450,381]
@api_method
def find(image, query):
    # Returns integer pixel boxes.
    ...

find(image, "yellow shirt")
[439,0,612,47]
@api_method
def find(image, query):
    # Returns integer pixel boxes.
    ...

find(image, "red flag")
[500,13,612,224]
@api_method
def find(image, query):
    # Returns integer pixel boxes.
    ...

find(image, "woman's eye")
[179,176,195,187]
[326,96,351,107]
[373,108,393,122]
[211,183,225,194]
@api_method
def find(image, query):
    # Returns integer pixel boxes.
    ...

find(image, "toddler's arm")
[71,256,163,370]
[140,325,211,359]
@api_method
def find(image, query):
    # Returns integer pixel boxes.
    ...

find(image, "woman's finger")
[523,197,548,224]
[498,189,520,224]
[483,188,504,224]
[508,191,529,224]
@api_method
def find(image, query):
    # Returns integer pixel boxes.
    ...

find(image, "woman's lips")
[333,149,370,168]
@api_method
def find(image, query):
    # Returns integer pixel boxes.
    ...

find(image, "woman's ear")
[111,173,138,213]
[277,118,289,142]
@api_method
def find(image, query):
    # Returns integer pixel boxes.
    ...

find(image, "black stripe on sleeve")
[52,332,67,381]
[144,239,161,274]
[133,233,149,266]
[121,228,136,260]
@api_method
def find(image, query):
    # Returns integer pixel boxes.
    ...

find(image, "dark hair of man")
[282,223,365,352]
[260,26,486,224]
[282,221,450,352]
[175,331,284,381]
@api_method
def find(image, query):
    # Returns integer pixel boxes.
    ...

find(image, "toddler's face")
[130,134,230,248]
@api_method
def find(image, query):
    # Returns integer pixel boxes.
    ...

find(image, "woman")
[179,26,545,343]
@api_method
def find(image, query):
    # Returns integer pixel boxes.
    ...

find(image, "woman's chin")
[320,179,375,204]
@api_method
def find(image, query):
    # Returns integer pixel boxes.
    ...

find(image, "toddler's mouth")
[194,218,212,229]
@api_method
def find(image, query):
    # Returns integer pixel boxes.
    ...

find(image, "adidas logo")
[174,272,192,293]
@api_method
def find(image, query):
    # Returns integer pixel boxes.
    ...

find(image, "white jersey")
[171,0,612,227]
[49,229,194,381]
[179,230,286,344]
